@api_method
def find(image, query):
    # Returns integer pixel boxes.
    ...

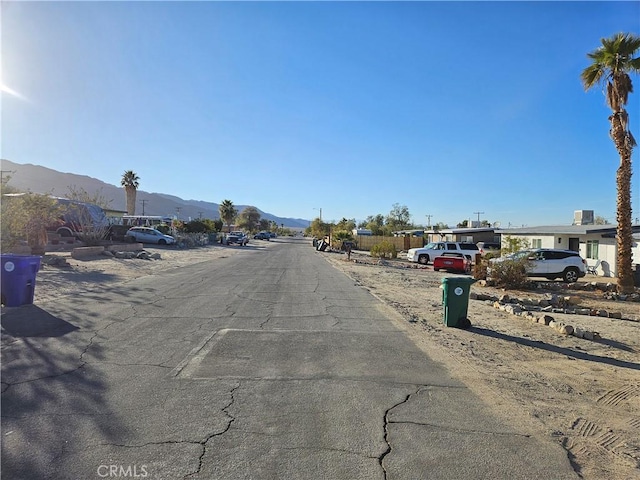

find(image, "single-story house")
[424,227,499,245]
[497,224,640,277]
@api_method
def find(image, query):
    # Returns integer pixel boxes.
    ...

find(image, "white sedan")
[125,227,176,245]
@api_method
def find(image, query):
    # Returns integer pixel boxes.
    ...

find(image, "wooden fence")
[351,235,424,252]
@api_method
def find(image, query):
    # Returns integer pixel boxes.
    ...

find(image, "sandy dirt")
[10,242,640,479]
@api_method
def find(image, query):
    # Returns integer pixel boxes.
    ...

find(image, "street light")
[313,207,322,221]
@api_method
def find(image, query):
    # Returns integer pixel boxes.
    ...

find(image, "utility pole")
[175,207,181,219]
[140,199,148,215]
[473,211,485,226]
[198,211,203,219]
[425,214,432,228]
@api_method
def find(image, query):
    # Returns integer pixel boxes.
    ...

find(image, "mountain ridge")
[1,160,309,228]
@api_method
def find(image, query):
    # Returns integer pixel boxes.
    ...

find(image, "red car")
[433,252,472,274]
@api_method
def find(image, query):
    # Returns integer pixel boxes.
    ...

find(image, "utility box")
[1,255,42,307]
[441,277,476,328]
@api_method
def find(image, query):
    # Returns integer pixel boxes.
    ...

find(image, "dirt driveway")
[322,250,640,480]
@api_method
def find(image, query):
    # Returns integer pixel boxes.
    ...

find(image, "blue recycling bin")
[1,254,42,307]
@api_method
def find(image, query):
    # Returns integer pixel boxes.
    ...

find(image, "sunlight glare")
[1,83,27,101]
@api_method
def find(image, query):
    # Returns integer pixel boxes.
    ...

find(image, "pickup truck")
[407,242,480,265]
[225,231,248,246]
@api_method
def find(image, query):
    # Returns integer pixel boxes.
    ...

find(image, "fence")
[352,235,424,252]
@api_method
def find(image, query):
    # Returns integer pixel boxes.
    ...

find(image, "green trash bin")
[441,277,476,328]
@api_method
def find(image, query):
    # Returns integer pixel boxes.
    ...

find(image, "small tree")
[236,206,261,232]
[501,235,530,255]
[66,185,113,210]
[386,203,412,231]
[309,217,330,239]
[1,193,63,254]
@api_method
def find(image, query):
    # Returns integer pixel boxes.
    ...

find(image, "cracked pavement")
[1,237,578,479]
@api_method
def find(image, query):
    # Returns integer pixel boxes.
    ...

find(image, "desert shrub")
[473,258,489,280]
[155,224,171,235]
[488,256,531,289]
[371,241,397,259]
[1,193,63,252]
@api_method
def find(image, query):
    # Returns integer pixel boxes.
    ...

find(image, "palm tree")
[581,32,640,294]
[120,170,140,215]
[219,199,237,233]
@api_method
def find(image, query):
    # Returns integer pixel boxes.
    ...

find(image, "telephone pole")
[425,214,433,228]
[140,199,148,215]
[473,211,485,225]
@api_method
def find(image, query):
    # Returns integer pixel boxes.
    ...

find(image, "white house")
[497,224,640,277]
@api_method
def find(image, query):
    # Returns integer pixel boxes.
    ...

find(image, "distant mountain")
[0,159,309,228]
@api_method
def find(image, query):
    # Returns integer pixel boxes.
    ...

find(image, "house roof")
[425,227,496,234]
[497,224,640,236]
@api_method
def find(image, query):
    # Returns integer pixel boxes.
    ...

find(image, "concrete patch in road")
[172,328,461,386]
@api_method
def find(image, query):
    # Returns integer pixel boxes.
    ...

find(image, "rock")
[102,250,114,257]
[574,327,585,338]
[564,296,580,305]
[45,256,70,267]
[558,324,574,335]
[608,312,622,319]
[499,294,511,303]
[150,253,162,260]
[596,310,609,317]
[469,292,478,300]
[538,315,553,325]
[114,251,137,259]
[504,305,522,315]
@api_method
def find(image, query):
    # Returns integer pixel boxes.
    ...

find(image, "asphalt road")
[1,237,578,479]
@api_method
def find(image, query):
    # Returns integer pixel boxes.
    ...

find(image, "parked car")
[225,232,249,246]
[125,227,176,245]
[407,242,480,265]
[254,231,270,240]
[477,242,501,256]
[433,252,472,274]
[490,248,586,283]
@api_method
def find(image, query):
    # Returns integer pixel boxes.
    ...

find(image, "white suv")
[407,242,480,265]
[491,249,586,283]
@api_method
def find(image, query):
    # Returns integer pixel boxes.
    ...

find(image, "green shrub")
[488,256,531,289]
[371,241,397,259]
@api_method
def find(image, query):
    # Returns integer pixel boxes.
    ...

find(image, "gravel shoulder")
[8,242,640,479]
[322,249,640,480]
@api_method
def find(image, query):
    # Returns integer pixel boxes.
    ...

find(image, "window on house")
[586,240,599,259]
[531,239,542,248]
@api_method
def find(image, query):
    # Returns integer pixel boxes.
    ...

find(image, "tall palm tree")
[120,170,140,215]
[219,199,237,233]
[581,32,640,294]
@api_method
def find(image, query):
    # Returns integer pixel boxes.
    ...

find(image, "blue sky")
[2,1,639,227]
